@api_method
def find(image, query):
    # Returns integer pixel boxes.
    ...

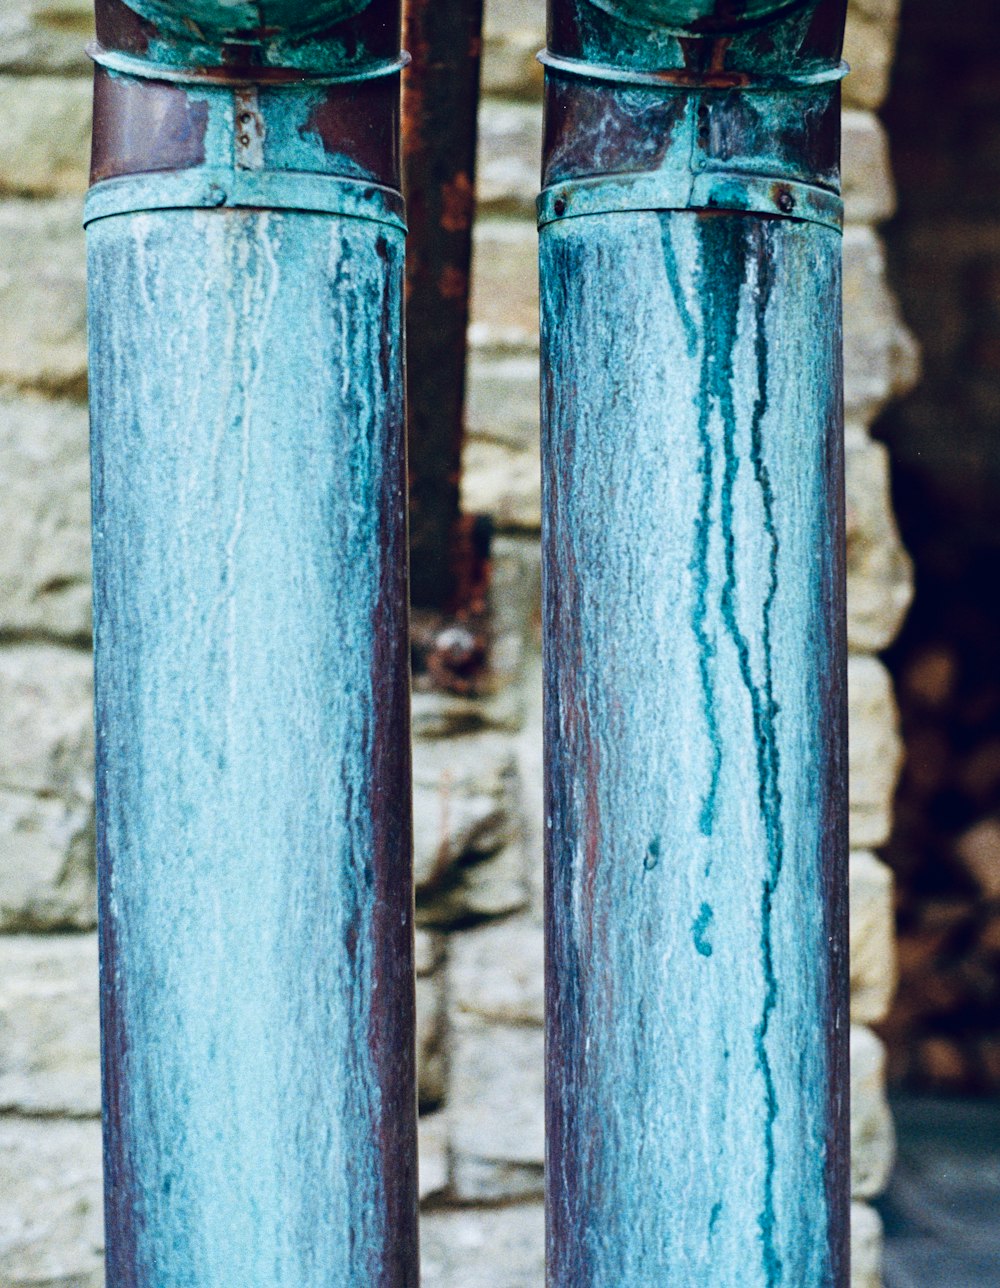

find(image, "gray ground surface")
[879,1095,1000,1287]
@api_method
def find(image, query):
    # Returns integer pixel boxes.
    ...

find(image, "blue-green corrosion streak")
[541,209,846,1285]
[88,208,417,1286]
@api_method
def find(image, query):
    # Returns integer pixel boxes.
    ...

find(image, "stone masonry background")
[0,1,916,1283]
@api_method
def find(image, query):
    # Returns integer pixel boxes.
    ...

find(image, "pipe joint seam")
[89,41,409,85]
[537,170,842,232]
[84,169,406,229]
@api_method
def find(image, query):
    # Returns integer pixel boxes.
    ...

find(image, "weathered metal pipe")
[540,1,849,1282]
[86,3,417,1284]
[402,0,484,613]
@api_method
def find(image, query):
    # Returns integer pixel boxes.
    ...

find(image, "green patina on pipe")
[540,1,850,1283]
[87,3,418,1285]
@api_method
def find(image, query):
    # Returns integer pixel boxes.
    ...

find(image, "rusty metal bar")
[86,3,417,1283]
[402,0,484,612]
[539,1,850,1282]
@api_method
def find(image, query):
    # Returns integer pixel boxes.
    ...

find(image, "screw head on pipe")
[119,0,370,42]
[588,0,806,32]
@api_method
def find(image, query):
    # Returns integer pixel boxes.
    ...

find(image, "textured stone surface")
[415,928,445,978]
[466,353,539,451]
[843,0,901,112]
[0,935,99,1117]
[450,916,543,1025]
[413,734,520,889]
[461,437,541,531]
[477,101,540,215]
[0,393,91,639]
[850,850,897,1025]
[0,646,95,931]
[449,1015,544,1201]
[0,1118,104,1288]
[413,733,528,926]
[843,110,896,227]
[482,0,543,101]
[421,1203,545,1288]
[851,1201,884,1288]
[846,430,912,653]
[469,219,538,354]
[849,653,904,849]
[417,970,447,1112]
[0,77,92,197]
[0,0,94,75]
[844,225,920,430]
[851,1024,896,1200]
[0,198,87,397]
[418,1113,449,1204]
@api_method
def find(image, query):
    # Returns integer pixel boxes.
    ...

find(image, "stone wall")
[875,0,1000,1094]
[0,2,916,1284]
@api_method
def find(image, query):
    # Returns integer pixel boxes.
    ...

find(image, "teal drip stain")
[660,215,721,839]
[659,216,698,358]
[691,901,714,957]
[644,834,661,872]
[696,215,784,1283]
[709,1200,723,1234]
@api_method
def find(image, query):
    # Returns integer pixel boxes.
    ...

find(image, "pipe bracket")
[84,168,406,228]
[538,170,842,232]
[538,48,848,90]
[89,41,409,85]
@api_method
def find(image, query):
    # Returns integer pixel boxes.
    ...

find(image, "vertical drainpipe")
[86,2,417,1284]
[539,1,849,1283]
[403,0,485,612]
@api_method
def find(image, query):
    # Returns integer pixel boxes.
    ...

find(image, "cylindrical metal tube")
[403,0,485,612]
[87,4,417,1284]
[539,2,849,1283]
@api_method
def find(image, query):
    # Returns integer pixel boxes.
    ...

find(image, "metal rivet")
[778,190,795,213]
[554,197,567,216]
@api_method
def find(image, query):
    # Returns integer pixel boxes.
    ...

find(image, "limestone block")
[955,819,1000,901]
[450,916,544,1026]
[421,1203,545,1288]
[461,437,541,532]
[0,1118,104,1288]
[844,0,901,111]
[448,1014,544,1201]
[413,733,520,890]
[846,431,912,653]
[851,1201,884,1288]
[415,927,445,978]
[418,1112,449,1204]
[413,733,528,926]
[0,77,92,197]
[411,682,526,740]
[850,1024,895,1200]
[850,850,896,1025]
[0,0,93,75]
[842,110,896,226]
[843,226,920,430]
[417,969,447,1111]
[0,393,91,639]
[467,352,539,452]
[477,100,541,215]
[0,935,99,1117]
[849,654,903,850]
[469,218,539,355]
[0,646,96,931]
[0,198,87,398]
[481,0,545,101]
